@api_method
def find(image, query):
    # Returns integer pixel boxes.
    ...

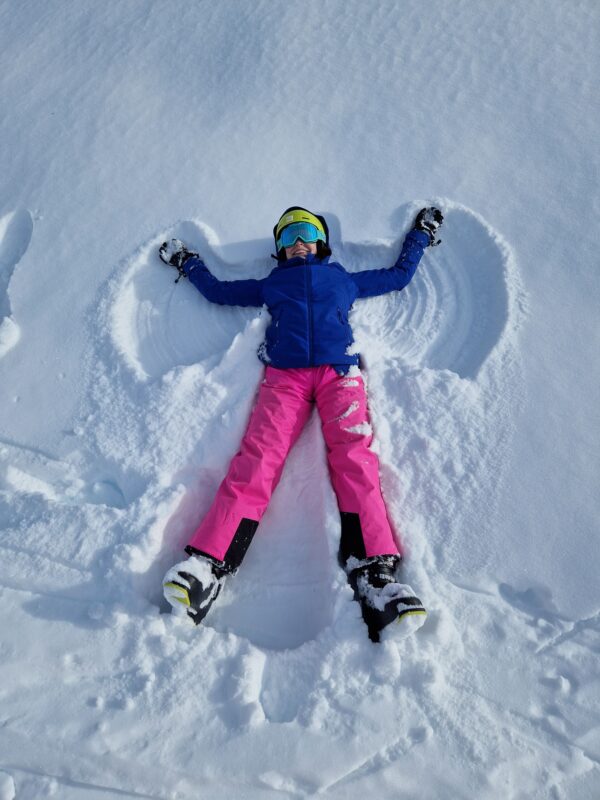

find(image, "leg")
[187,367,313,571]
[315,367,402,567]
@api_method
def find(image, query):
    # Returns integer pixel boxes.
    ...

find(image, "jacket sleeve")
[349,229,430,299]
[184,257,264,307]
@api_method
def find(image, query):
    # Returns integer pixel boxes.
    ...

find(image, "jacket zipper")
[306,265,314,365]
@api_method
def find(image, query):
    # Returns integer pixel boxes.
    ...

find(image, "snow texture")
[0,1,599,798]
[0,772,15,800]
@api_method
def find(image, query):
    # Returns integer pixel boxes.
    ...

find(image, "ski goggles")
[276,222,326,250]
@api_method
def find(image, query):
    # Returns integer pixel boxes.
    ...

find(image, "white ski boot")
[347,555,427,642]
[163,554,228,625]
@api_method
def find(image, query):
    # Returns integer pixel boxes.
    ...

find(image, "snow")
[0,1,599,798]
[0,772,15,800]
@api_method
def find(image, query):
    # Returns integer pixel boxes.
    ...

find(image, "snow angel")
[160,206,443,642]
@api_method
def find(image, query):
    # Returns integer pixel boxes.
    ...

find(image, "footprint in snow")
[0,208,33,358]
[0,439,128,508]
[498,581,565,625]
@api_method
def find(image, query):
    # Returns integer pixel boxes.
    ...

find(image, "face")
[284,240,318,260]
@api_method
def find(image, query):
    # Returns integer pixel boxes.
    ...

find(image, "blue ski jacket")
[183,228,430,374]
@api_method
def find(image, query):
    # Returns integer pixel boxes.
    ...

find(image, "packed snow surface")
[1,1,599,798]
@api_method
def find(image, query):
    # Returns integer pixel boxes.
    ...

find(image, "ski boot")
[347,555,427,642]
[163,553,228,625]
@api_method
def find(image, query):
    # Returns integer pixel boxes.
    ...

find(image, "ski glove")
[159,238,200,283]
[414,207,444,247]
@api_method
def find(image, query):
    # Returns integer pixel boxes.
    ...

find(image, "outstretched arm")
[159,239,264,307]
[184,257,264,307]
[350,207,443,300]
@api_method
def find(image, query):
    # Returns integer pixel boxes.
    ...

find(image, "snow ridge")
[0,209,32,357]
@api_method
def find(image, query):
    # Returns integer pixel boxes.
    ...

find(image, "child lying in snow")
[160,206,443,642]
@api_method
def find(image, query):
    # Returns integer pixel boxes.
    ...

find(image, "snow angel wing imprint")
[381,204,513,379]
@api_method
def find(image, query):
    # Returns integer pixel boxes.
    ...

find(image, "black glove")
[414,207,444,247]
[159,239,200,282]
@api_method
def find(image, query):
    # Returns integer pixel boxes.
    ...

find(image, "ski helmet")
[273,207,331,261]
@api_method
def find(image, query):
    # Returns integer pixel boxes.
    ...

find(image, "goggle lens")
[277,222,325,250]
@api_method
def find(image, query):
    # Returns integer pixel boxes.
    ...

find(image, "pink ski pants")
[187,365,401,571]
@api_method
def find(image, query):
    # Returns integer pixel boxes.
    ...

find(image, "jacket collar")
[279,254,330,268]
